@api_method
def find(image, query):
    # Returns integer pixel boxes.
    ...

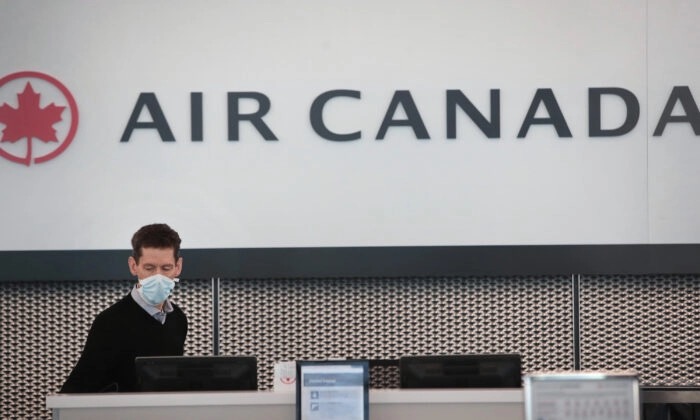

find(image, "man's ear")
[128,256,138,276]
[174,257,183,277]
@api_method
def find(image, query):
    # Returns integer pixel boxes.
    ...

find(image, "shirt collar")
[131,285,174,317]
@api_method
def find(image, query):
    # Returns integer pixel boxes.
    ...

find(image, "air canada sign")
[1,71,700,167]
[120,88,700,142]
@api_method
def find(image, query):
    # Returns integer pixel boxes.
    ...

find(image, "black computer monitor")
[399,354,522,388]
[135,355,258,392]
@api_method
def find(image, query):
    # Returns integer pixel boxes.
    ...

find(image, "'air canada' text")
[120,87,700,142]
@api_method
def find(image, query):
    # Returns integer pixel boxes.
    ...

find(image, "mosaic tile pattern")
[7,274,696,419]
[579,274,700,386]
[218,276,574,390]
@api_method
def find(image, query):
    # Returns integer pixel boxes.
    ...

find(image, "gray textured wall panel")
[218,276,574,390]
[579,274,700,386]
[5,274,697,420]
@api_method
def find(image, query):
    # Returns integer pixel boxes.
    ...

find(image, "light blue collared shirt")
[131,286,174,325]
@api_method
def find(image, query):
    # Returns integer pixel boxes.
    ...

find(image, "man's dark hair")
[131,223,181,262]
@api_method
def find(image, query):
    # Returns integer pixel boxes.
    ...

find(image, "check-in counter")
[47,388,524,420]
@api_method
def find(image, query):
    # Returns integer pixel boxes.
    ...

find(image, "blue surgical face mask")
[138,274,178,305]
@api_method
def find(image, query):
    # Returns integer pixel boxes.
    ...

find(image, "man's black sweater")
[60,293,187,393]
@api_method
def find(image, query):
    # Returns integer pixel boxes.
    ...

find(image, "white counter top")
[47,388,524,408]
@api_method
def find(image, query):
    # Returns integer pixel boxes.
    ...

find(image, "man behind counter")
[60,223,188,393]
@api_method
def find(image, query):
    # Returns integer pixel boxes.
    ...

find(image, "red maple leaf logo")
[0,82,65,165]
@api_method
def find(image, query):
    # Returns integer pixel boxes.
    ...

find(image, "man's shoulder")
[94,294,138,321]
[170,301,187,320]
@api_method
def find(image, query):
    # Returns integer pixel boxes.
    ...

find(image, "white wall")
[0,0,697,250]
